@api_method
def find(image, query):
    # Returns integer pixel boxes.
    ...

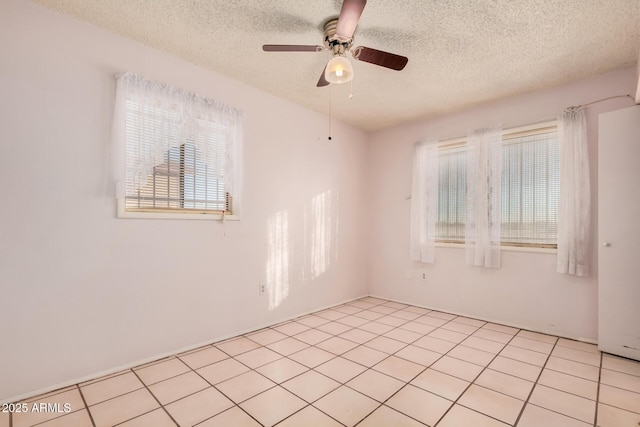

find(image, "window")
[501,127,559,246]
[437,144,467,242]
[113,73,242,219]
[124,101,231,213]
[436,124,559,247]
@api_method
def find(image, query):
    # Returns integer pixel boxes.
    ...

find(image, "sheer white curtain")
[465,125,503,268]
[410,140,439,263]
[557,107,591,276]
[112,72,243,202]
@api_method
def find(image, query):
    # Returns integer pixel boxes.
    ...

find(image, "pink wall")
[0,0,369,402]
[1,0,637,405]
[366,67,637,343]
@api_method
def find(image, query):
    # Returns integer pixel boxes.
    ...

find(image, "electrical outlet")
[259,284,265,294]
[421,272,427,280]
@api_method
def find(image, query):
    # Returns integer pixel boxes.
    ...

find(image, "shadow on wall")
[266,190,339,310]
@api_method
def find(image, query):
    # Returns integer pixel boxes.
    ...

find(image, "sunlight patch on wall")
[311,190,332,279]
[300,190,339,283]
[266,210,289,310]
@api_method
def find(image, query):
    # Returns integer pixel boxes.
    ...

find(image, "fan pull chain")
[328,84,333,141]
[349,79,353,99]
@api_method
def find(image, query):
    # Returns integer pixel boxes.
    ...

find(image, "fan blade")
[262,44,323,52]
[336,0,367,39]
[317,67,329,87]
[352,46,408,71]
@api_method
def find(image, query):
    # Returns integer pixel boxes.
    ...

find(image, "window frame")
[117,199,239,221]
[435,120,559,250]
[115,76,242,221]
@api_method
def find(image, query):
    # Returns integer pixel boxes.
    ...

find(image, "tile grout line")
[8,299,577,400]
[431,323,522,427]
[511,337,559,426]
[80,370,132,389]
[194,304,632,423]
[352,331,463,425]
[513,354,607,424]
[143,315,354,425]
[203,300,399,426]
[359,313,505,426]
[76,384,97,427]
[599,363,640,379]
[311,313,424,425]
[288,310,416,422]
[516,377,599,403]
[15,297,623,426]
[593,351,603,427]
[221,304,608,423]
[258,300,415,426]
[523,401,601,425]
[109,383,217,425]
[268,402,346,427]
[542,357,601,374]
[14,395,91,427]
[110,409,168,426]
[592,388,640,413]
[191,405,266,427]
[172,344,272,426]
[127,369,180,427]
[174,349,269,427]
[492,353,608,425]
[243,304,530,426]
[72,369,153,409]
[9,385,80,408]
[260,308,409,425]
[325,325,428,425]
[11,299,367,416]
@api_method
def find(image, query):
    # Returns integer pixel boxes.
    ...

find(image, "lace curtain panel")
[465,125,503,268]
[557,107,591,276]
[112,73,243,205]
[410,140,439,263]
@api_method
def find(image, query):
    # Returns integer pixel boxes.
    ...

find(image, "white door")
[598,105,640,361]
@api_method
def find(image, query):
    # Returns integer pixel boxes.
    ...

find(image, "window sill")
[117,200,240,221]
[436,242,556,254]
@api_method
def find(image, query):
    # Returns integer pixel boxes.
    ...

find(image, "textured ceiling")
[33,0,640,131]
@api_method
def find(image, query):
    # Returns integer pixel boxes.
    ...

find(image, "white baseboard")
[5,291,597,404]
[2,294,368,405]
[367,294,598,345]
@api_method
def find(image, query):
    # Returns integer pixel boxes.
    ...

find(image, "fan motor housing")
[323,18,352,54]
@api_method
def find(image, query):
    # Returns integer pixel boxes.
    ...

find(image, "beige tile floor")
[6,297,640,426]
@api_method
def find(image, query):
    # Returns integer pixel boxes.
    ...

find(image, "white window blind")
[124,101,230,212]
[435,125,559,247]
[437,145,467,242]
[502,128,559,246]
[113,73,242,217]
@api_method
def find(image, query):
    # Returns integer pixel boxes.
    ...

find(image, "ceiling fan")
[262,0,408,87]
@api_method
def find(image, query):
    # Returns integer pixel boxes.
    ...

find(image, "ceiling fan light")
[325,55,354,84]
